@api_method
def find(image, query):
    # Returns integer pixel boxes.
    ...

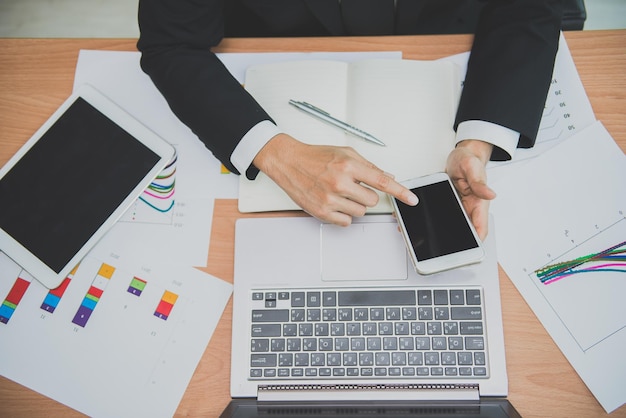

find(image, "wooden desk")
[0,31,625,418]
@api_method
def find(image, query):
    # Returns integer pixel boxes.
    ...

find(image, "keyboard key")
[434,289,448,305]
[307,292,321,307]
[251,354,276,367]
[466,289,481,305]
[351,337,366,351]
[417,290,432,305]
[451,307,482,320]
[291,292,305,307]
[278,353,292,366]
[322,291,337,306]
[339,290,416,306]
[354,308,368,320]
[418,307,433,320]
[402,307,417,320]
[458,352,473,365]
[251,339,269,352]
[465,337,485,350]
[460,322,484,335]
[252,309,289,322]
[251,324,280,337]
[450,290,465,305]
[448,337,463,350]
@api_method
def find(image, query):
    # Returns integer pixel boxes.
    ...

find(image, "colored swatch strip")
[127,277,147,296]
[72,263,115,327]
[535,240,626,284]
[40,265,77,313]
[0,274,32,324]
[154,290,178,320]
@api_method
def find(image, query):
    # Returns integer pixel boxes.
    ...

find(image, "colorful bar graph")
[154,290,178,320]
[40,266,76,313]
[0,274,32,324]
[72,263,114,328]
[127,277,147,297]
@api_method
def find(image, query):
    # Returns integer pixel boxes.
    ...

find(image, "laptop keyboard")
[248,287,489,380]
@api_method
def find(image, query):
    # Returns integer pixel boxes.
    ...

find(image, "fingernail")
[407,193,419,205]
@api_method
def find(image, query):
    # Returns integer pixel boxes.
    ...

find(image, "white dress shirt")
[230,119,519,176]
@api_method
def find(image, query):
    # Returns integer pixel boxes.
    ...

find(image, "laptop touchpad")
[320,221,408,282]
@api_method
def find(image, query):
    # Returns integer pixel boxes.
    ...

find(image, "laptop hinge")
[257,383,479,401]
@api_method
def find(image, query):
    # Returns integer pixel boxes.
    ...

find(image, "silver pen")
[288,99,386,146]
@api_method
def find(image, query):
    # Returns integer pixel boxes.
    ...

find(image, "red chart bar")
[0,275,32,324]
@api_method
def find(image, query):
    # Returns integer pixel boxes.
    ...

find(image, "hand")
[445,139,497,241]
[253,133,418,226]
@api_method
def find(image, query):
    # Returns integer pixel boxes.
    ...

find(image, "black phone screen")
[395,180,479,262]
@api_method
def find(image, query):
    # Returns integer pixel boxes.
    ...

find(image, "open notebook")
[239,59,461,213]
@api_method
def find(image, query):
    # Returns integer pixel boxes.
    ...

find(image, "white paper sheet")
[0,250,232,418]
[490,121,626,413]
[442,33,597,180]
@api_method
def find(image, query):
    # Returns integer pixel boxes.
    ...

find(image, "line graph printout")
[0,250,232,418]
[92,134,215,267]
[120,150,178,225]
[443,33,596,179]
[490,121,626,413]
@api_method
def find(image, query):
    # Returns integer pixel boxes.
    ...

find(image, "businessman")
[137,0,563,239]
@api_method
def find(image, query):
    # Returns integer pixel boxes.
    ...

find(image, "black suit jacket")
[137,0,563,177]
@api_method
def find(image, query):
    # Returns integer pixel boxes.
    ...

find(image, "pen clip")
[300,101,331,116]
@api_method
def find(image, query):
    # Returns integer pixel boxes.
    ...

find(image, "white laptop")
[228,214,513,415]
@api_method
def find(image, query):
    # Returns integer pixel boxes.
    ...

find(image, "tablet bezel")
[0,84,175,289]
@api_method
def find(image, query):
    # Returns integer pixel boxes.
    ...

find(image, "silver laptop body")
[231,214,507,402]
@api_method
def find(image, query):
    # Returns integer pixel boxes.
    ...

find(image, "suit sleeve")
[455,0,563,160]
[137,0,271,176]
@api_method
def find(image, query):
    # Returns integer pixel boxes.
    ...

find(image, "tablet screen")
[0,97,160,274]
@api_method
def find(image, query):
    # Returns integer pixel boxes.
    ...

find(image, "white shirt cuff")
[230,120,283,175]
[456,120,519,160]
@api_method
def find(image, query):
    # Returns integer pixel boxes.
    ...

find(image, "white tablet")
[0,84,175,289]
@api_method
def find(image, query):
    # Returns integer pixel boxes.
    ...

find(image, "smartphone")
[391,172,484,275]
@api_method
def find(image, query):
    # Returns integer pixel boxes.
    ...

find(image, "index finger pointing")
[359,167,418,206]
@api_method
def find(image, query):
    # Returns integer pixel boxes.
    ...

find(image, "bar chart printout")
[0,273,32,324]
[40,266,76,313]
[72,263,114,327]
